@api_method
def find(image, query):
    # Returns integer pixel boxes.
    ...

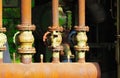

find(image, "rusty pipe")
[78,0,85,26]
[0,0,7,63]
[0,0,2,27]
[0,0,6,32]
[21,0,31,25]
[52,0,59,27]
[0,63,101,78]
[44,0,63,63]
[16,0,36,64]
[73,0,89,63]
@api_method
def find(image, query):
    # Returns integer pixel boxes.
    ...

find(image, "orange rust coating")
[0,0,2,27]
[0,63,100,78]
[0,59,2,63]
[21,0,31,24]
[52,0,59,27]
[78,0,85,26]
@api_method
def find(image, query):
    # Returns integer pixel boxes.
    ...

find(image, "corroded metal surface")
[0,0,101,78]
[0,0,2,28]
[0,0,7,63]
[44,0,63,63]
[16,0,36,64]
[17,24,36,31]
[17,0,36,31]
[0,27,6,32]
[78,0,85,26]
[16,31,35,64]
[73,0,89,63]
[0,63,101,78]
[52,0,59,27]
[21,0,31,25]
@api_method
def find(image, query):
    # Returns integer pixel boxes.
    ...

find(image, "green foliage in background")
[2,0,34,61]
[2,0,72,62]
[3,8,20,60]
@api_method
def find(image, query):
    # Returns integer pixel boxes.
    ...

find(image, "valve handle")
[68,30,77,46]
[43,31,51,46]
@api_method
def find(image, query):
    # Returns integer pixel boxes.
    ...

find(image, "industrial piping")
[0,0,101,78]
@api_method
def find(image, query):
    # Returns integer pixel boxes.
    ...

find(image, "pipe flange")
[17,24,36,31]
[49,45,63,52]
[74,26,89,32]
[116,35,120,38]
[0,27,6,32]
[18,47,36,54]
[74,45,89,51]
[0,46,6,51]
[48,26,63,32]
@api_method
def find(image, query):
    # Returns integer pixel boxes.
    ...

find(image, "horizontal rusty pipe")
[0,63,100,78]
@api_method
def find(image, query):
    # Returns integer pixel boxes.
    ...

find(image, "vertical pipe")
[21,0,31,25]
[74,0,89,63]
[0,52,3,63]
[52,0,59,27]
[0,0,3,63]
[0,0,7,63]
[0,0,2,27]
[17,0,36,64]
[78,0,86,63]
[117,0,120,77]
[78,0,85,26]
[13,53,16,63]
[117,0,120,64]
[50,0,63,63]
